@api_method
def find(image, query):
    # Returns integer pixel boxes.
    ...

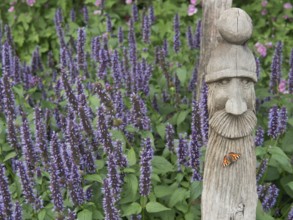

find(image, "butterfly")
[223,152,241,167]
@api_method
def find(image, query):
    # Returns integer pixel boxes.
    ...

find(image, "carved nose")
[225,97,247,115]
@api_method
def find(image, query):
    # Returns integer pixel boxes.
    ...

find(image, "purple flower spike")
[49,162,64,212]
[70,9,76,22]
[83,6,89,24]
[288,206,293,220]
[177,134,189,171]
[68,163,85,206]
[118,27,124,44]
[35,107,49,167]
[112,50,122,88]
[77,27,86,71]
[199,81,209,145]
[142,15,150,44]
[255,126,264,147]
[13,202,22,220]
[107,152,122,201]
[188,63,198,92]
[278,106,287,135]
[106,14,112,34]
[256,158,268,182]
[114,141,128,169]
[132,4,139,22]
[255,56,261,80]
[163,38,168,57]
[2,41,12,75]
[165,123,175,153]
[61,71,79,112]
[193,20,201,49]
[17,161,42,210]
[103,178,120,220]
[0,165,12,218]
[270,41,283,94]
[130,94,151,130]
[289,49,293,94]
[258,184,279,212]
[186,26,194,49]
[268,106,279,139]
[128,19,137,66]
[66,117,82,166]
[173,13,181,53]
[149,6,155,24]
[20,109,37,172]
[139,138,154,196]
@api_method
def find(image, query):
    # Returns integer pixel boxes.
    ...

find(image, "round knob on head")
[217,8,253,45]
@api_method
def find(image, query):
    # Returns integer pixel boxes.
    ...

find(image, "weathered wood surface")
[201,8,258,220]
[197,0,232,99]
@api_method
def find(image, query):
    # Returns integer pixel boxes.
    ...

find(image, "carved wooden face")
[208,77,257,138]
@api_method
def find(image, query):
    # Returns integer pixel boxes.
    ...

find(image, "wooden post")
[197,0,232,99]
[201,8,258,220]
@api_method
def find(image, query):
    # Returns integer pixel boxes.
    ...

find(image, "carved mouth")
[209,109,256,139]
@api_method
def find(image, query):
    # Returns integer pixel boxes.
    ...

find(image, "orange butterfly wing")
[228,152,241,162]
[223,155,231,167]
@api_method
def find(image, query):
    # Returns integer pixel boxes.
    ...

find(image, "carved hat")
[205,8,257,83]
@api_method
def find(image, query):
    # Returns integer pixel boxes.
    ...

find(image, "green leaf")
[154,185,174,198]
[156,123,166,140]
[256,201,274,220]
[77,209,92,220]
[120,174,138,204]
[152,156,174,174]
[190,181,202,201]
[176,67,187,84]
[177,110,190,126]
[37,209,46,220]
[122,202,142,216]
[4,151,17,162]
[127,148,136,166]
[268,146,293,173]
[84,174,103,183]
[168,188,188,207]
[287,182,293,191]
[146,202,171,213]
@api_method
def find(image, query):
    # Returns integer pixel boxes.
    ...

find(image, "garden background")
[0,0,292,219]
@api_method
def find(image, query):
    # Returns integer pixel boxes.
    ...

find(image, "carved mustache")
[209,109,256,139]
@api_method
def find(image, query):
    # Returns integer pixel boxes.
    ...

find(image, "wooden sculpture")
[202,8,258,220]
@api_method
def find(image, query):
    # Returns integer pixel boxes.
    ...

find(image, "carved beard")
[209,109,256,138]
[207,83,257,139]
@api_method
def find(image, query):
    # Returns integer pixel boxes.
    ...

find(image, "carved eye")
[217,78,231,86]
[240,78,252,86]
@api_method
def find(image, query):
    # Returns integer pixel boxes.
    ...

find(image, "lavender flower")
[107,152,122,200]
[139,138,154,196]
[132,4,139,22]
[173,13,181,53]
[256,159,268,182]
[112,50,122,88]
[106,14,112,33]
[20,109,37,171]
[288,206,293,220]
[1,74,19,151]
[54,9,65,47]
[102,178,120,220]
[193,20,201,49]
[149,6,155,24]
[95,83,114,113]
[289,48,293,94]
[118,27,123,44]
[163,38,168,57]
[258,184,279,212]
[5,25,14,52]
[35,107,49,167]
[50,132,66,184]
[77,28,86,71]
[61,72,79,112]
[113,141,128,169]
[31,46,43,73]
[268,106,279,139]
[199,81,209,145]
[255,126,265,147]
[84,150,96,174]
[97,106,113,155]
[186,26,194,49]
[188,63,198,92]
[128,19,137,66]
[165,123,175,153]
[68,163,85,206]
[70,9,76,22]
[278,106,287,135]
[255,56,261,80]
[17,161,42,210]
[270,41,283,94]
[142,15,150,44]
[130,94,151,130]
[49,162,64,212]
[66,117,82,166]
[0,165,12,218]
[66,210,77,220]
[2,41,11,75]
[177,134,189,171]
[13,202,22,220]
[82,6,89,24]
